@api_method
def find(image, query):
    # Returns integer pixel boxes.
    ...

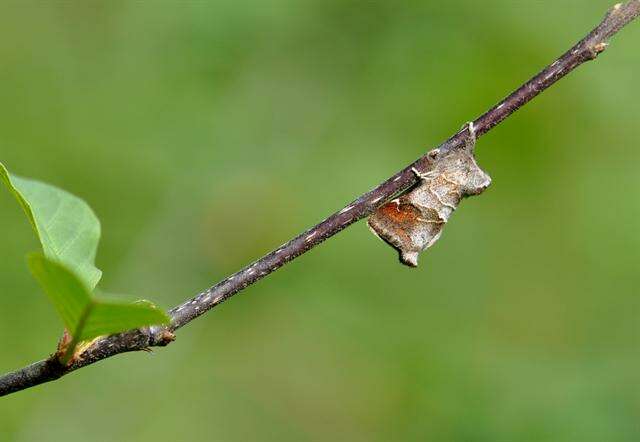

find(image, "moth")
[368,123,491,267]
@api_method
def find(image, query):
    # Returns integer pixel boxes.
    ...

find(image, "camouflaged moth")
[368,123,491,267]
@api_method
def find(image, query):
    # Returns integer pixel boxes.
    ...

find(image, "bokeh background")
[1,1,639,441]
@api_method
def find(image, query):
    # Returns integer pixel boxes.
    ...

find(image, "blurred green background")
[1,1,639,440]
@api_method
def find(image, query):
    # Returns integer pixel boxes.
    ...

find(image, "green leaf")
[2,162,169,355]
[27,254,169,342]
[0,161,101,289]
[81,301,170,341]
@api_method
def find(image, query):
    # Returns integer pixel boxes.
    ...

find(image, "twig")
[1,1,638,397]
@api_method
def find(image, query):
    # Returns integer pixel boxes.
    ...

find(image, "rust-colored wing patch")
[367,124,491,267]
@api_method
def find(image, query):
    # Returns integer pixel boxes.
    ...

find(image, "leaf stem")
[60,302,95,365]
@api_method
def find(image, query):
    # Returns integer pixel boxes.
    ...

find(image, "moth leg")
[463,121,477,150]
[411,167,425,180]
[411,167,431,181]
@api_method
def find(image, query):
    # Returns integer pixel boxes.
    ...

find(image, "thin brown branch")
[1,1,639,397]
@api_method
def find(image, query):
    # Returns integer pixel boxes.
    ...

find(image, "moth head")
[464,162,492,196]
[437,148,491,196]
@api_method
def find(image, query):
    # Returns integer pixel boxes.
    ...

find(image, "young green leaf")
[27,254,169,343]
[0,161,102,289]
[81,301,170,341]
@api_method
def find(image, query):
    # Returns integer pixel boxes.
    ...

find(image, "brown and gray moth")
[368,122,491,267]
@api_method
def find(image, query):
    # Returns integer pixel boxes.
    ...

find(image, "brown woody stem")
[1,1,639,397]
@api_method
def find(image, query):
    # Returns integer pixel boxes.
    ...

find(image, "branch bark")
[2,1,639,397]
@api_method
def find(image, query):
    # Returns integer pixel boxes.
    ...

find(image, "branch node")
[588,42,610,59]
[151,329,176,347]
